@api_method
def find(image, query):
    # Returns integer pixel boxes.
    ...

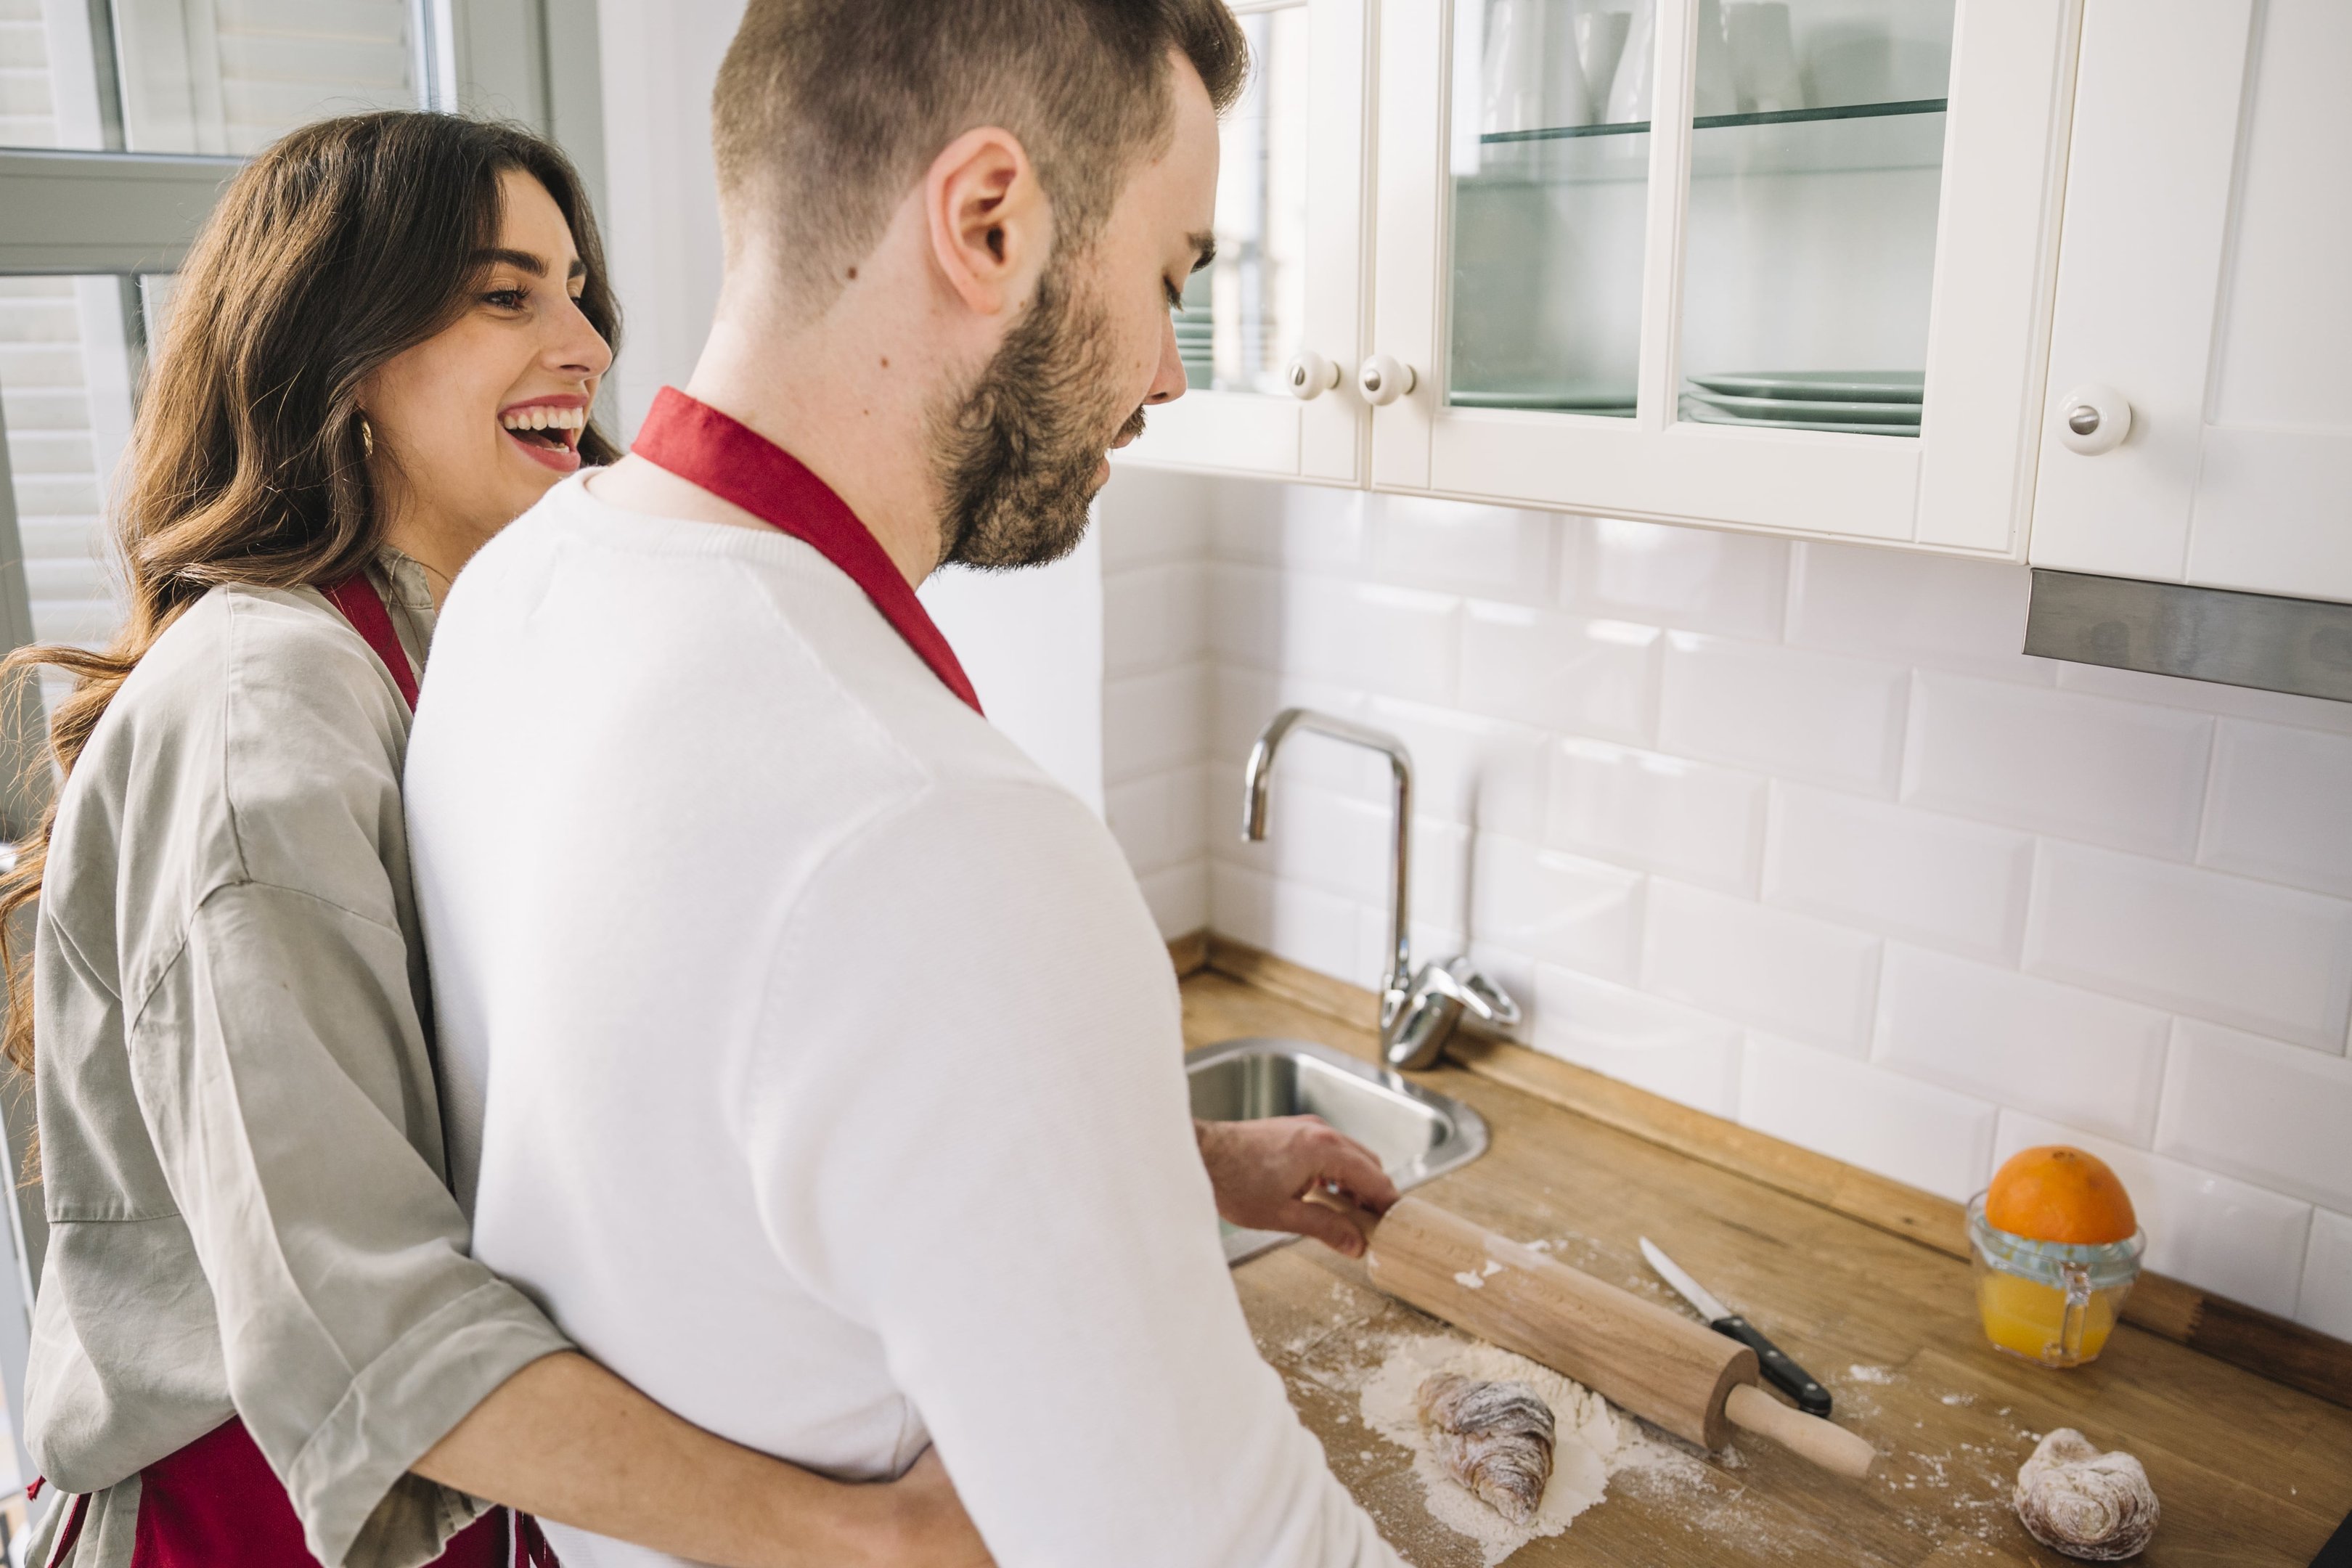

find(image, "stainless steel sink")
[1188,1036,1490,1264]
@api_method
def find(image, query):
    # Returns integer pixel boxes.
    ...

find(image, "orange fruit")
[1985,1146,2138,1246]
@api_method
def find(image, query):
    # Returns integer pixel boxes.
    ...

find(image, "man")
[404,2,1409,1564]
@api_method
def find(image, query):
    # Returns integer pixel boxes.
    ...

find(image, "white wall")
[1096,463,2352,1344]
[593,0,742,441]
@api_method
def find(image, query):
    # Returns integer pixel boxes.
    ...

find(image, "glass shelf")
[1469,99,1947,187]
[1479,96,1948,144]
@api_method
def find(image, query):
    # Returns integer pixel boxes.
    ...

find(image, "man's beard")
[931,257,1146,571]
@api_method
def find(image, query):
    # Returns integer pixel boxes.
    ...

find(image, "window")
[0,0,605,1537]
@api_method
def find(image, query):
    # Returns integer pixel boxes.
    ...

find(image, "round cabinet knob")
[1357,354,1418,407]
[1286,351,1341,401]
[2056,384,2132,456]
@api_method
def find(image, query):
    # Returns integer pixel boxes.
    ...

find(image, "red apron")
[33,571,555,1568]
[629,385,986,715]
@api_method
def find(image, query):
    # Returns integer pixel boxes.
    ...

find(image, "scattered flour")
[1845,1363,1898,1385]
[1449,1259,1508,1291]
[1357,1334,1685,1566]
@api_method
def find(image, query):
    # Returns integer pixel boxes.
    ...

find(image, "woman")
[0,113,989,1568]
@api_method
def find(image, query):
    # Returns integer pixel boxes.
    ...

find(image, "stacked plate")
[1681,370,1922,436]
[1449,381,1636,417]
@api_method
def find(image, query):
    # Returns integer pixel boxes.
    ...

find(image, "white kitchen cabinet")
[1120,0,1376,483]
[1128,0,2083,555]
[2027,0,2352,606]
[1366,0,2078,552]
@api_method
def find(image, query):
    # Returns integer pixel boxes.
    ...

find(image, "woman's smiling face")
[362,168,613,559]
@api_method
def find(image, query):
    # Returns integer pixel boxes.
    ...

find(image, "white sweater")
[404,475,1402,1568]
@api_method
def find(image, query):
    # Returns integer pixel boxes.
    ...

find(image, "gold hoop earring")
[358,415,375,458]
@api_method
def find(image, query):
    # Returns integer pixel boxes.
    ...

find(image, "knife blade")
[1640,1237,1832,1417]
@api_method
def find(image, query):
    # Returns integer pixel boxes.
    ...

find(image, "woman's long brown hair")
[0,112,621,1076]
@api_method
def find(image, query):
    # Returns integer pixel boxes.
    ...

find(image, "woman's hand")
[417,1351,995,1568]
[866,1447,994,1568]
[1193,1116,1400,1257]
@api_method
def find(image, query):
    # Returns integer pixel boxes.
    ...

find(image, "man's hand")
[1194,1116,1400,1258]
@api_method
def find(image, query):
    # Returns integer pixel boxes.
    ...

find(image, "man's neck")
[587,287,953,591]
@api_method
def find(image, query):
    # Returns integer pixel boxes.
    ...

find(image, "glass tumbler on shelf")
[1966,1193,2145,1369]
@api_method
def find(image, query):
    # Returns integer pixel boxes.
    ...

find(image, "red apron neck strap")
[322,569,420,713]
[629,386,984,716]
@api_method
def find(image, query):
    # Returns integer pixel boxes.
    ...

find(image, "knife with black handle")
[1640,1237,1832,1417]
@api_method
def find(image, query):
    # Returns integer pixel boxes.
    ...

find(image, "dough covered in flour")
[2013,1428,2159,1561]
[1416,1373,1557,1524]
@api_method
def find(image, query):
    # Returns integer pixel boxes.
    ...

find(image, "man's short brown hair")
[711,0,1247,308]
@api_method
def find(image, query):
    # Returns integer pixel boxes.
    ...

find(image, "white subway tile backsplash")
[2056,660,2352,739]
[1903,673,2213,858]
[1659,634,1910,795]
[1214,570,1462,706]
[2025,840,2352,1050]
[1743,1034,1997,1201]
[1097,465,1212,566]
[1136,860,1208,939]
[1643,881,1882,1055]
[1875,944,2170,1145]
[1102,479,2352,1336]
[1460,602,1659,744]
[1765,784,2032,960]
[1376,497,1556,601]
[2301,1210,2352,1342]
[1546,738,1768,893]
[1209,476,1371,568]
[1532,965,1745,1118]
[1994,1111,2313,1318]
[1365,698,1552,842]
[2200,720,2352,900]
[1214,770,1471,936]
[1786,543,2051,683]
[1281,578,1462,706]
[1102,560,1206,677]
[1209,860,1363,984]
[1102,663,1206,783]
[1103,766,1206,875]
[2156,1020,2352,1211]
[1469,835,1643,984]
[1565,515,1789,641]
[1208,563,1281,667]
[1209,666,1368,786]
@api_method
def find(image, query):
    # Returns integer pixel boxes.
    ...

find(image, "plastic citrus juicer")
[1966,1193,2145,1368]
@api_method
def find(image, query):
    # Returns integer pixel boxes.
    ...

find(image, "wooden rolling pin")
[1323,1196,1875,1479]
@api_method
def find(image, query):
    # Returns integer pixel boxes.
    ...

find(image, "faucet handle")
[1441,956,1522,1029]
[1383,957,1524,1071]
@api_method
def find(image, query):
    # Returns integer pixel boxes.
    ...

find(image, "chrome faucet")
[1241,708,1521,1071]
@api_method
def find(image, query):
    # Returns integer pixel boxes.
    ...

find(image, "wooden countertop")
[1183,968,2352,1567]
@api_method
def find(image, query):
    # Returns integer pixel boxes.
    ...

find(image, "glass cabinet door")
[1676,0,1952,441]
[1446,0,1654,418]
[1371,0,2077,555]
[1122,0,1373,484]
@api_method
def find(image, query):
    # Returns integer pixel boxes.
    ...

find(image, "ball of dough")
[2014,1428,2160,1561]
[1416,1372,1556,1525]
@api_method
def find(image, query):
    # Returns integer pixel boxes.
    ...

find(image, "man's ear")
[924,126,1050,317]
